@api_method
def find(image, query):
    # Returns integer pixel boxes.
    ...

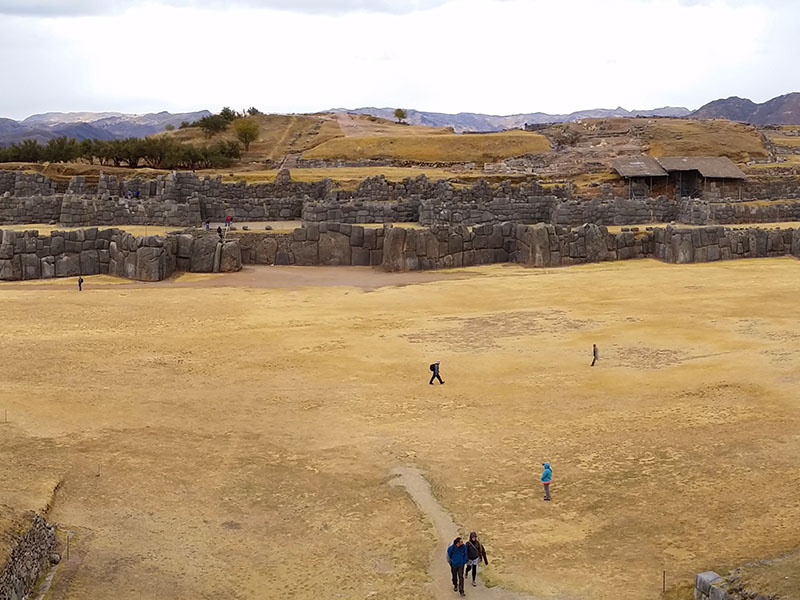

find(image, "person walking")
[77,276,84,292]
[447,537,468,596]
[429,360,444,385]
[541,461,552,501]
[204,218,210,231]
[217,226,224,240]
[464,532,488,587]
[591,343,598,367]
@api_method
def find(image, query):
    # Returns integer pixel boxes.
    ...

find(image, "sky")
[0,0,797,120]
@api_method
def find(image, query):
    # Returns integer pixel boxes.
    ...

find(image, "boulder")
[255,237,278,265]
[319,232,351,266]
[189,234,220,273]
[670,232,694,264]
[0,258,20,280]
[529,223,552,268]
[41,256,55,279]
[220,241,242,272]
[21,254,41,279]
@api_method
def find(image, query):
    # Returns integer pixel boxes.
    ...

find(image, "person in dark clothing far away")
[591,344,598,366]
[77,276,84,292]
[217,226,224,240]
[464,532,488,587]
[447,537,468,596]
[429,360,444,385]
[541,461,552,501]
[204,219,210,231]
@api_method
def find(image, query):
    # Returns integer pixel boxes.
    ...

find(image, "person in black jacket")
[464,532,488,587]
[429,360,444,385]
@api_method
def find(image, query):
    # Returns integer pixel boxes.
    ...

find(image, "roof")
[611,156,667,178]
[655,156,747,179]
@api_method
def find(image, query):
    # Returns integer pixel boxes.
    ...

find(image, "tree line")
[0,136,241,170]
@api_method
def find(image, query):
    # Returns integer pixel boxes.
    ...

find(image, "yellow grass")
[644,119,768,162]
[2,259,800,599]
[303,131,551,163]
[770,136,800,148]
[0,224,180,236]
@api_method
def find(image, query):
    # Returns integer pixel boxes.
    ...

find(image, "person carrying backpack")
[429,360,444,385]
[446,537,468,596]
[464,532,488,587]
[541,461,553,501]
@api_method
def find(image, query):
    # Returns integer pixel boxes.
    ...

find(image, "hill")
[0,110,212,146]
[691,92,800,125]
[335,106,692,132]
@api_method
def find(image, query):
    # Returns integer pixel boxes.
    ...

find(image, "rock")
[254,237,278,265]
[220,241,242,272]
[528,223,553,268]
[671,232,694,264]
[696,572,724,597]
[242,225,249,231]
[21,253,41,279]
[49,552,61,565]
[189,234,220,273]
[55,254,80,277]
[584,224,609,262]
[177,234,193,259]
[290,241,319,266]
[80,250,100,275]
[318,232,351,266]
[135,247,167,281]
[41,256,55,279]
[264,225,273,231]
[382,227,406,271]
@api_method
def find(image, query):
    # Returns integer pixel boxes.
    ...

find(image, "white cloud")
[0,0,797,119]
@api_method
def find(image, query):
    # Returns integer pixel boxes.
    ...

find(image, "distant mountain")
[333,106,692,132]
[0,110,212,146]
[691,93,800,125]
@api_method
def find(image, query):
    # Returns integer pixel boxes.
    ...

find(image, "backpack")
[429,363,436,372]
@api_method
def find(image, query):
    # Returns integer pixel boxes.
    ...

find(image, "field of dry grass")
[302,131,551,163]
[643,119,768,162]
[1,258,800,600]
[769,136,800,148]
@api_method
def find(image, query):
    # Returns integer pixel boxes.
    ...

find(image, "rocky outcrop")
[0,514,57,600]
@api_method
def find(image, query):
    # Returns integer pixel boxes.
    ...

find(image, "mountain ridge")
[690,92,800,125]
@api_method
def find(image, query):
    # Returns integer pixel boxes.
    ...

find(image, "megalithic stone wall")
[0,228,243,282]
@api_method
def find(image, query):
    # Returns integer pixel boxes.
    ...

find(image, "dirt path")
[391,466,539,600]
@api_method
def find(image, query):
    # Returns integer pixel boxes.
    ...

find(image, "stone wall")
[0,228,242,282]
[301,198,420,223]
[0,514,57,600]
[678,199,800,226]
[232,223,386,267]
[381,223,800,272]
[694,570,784,600]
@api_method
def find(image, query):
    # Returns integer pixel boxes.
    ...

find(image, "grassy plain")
[2,259,800,599]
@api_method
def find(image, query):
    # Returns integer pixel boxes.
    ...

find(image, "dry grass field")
[302,131,551,164]
[642,119,768,162]
[2,258,800,600]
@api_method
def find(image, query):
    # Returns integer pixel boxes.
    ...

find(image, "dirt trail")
[391,466,538,600]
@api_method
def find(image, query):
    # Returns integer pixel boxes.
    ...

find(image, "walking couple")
[446,533,488,596]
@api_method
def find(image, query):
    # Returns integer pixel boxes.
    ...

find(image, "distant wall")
[0,514,56,600]
[0,228,242,282]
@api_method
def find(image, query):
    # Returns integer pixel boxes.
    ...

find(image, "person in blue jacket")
[541,462,552,501]
[447,536,468,596]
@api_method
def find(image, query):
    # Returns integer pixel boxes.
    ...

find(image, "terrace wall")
[0,514,57,600]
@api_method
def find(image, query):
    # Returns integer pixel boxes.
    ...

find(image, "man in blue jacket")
[447,536,468,596]
[541,462,552,501]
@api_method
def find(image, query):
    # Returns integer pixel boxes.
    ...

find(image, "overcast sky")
[0,0,797,119]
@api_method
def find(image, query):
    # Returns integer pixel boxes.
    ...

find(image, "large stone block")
[382,227,406,271]
[696,572,723,597]
[585,224,609,262]
[793,228,800,257]
[190,234,220,273]
[351,246,371,266]
[80,250,100,275]
[291,241,319,266]
[136,247,166,281]
[177,234,194,259]
[21,253,40,279]
[220,241,242,272]
[529,223,552,268]
[55,254,80,277]
[41,256,55,279]
[319,232,351,266]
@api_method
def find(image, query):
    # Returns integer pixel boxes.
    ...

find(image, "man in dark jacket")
[429,360,444,385]
[591,344,598,366]
[447,537,468,596]
[464,532,488,587]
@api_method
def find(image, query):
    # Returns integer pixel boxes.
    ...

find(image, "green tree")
[232,117,260,151]
[44,137,80,163]
[165,124,175,131]
[197,114,228,138]
[247,107,263,116]
[394,108,408,123]
[219,107,238,123]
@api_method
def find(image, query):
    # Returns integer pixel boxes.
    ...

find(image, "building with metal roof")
[655,157,746,180]
[611,156,668,178]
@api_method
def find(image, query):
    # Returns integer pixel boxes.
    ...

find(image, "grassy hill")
[642,119,768,161]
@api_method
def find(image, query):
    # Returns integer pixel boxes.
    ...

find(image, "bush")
[232,117,260,151]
